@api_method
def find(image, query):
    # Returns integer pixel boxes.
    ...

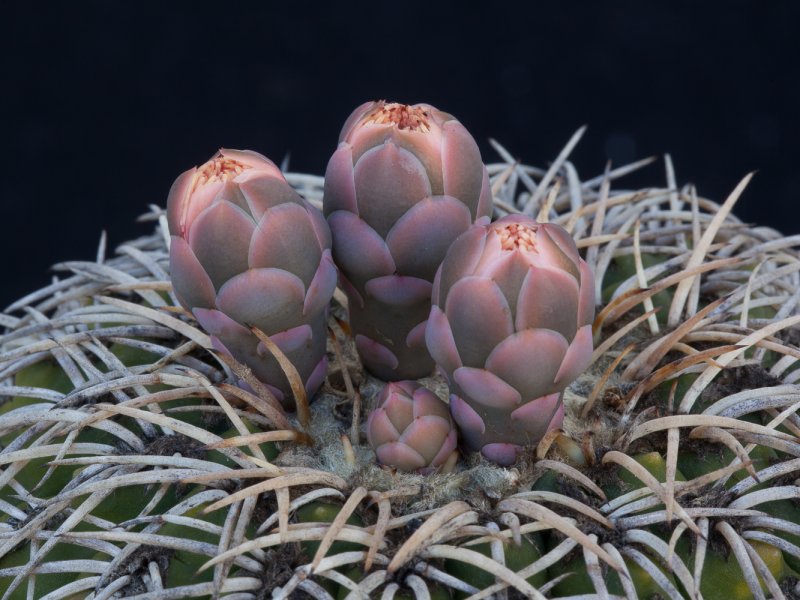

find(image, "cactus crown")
[495,221,537,251]
[365,101,432,132]
[196,154,250,186]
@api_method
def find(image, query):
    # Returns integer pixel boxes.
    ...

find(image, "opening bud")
[494,222,538,252]
[365,102,432,133]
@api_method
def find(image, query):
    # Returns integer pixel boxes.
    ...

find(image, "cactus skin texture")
[323,101,493,380]
[366,381,458,473]
[426,215,595,466]
[167,149,336,410]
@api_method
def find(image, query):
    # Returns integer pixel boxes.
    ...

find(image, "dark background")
[2,2,799,310]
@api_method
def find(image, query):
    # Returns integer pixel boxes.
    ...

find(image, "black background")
[3,2,799,310]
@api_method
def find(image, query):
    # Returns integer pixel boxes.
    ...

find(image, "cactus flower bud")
[167,149,336,410]
[367,381,458,473]
[426,216,595,465]
[323,101,493,381]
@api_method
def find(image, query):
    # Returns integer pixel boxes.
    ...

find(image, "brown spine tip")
[365,102,431,132]
[495,223,538,252]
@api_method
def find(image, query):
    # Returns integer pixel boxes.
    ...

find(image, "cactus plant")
[426,215,595,465]
[2,125,800,600]
[167,148,336,410]
[366,380,458,473]
[323,100,492,380]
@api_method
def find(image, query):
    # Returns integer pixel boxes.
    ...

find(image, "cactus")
[2,123,799,599]
[167,148,335,409]
[323,100,492,380]
[366,381,458,473]
[426,215,594,465]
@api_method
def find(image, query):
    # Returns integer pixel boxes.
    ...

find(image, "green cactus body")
[546,454,685,596]
[603,451,687,500]
[760,499,800,573]
[294,501,365,559]
[1,340,250,596]
[677,443,775,486]
[443,533,546,598]
[338,567,453,600]
[602,253,674,325]
[159,502,230,589]
[547,549,672,598]
[679,539,785,600]
[675,439,800,573]
[547,533,786,599]
[293,501,366,598]
[0,543,97,600]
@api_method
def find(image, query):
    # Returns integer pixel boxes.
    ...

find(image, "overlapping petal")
[554,324,593,386]
[537,225,581,279]
[238,171,303,222]
[376,443,426,472]
[327,211,396,289]
[405,320,428,349]
[516,266,580,340]
[425,306,462,376]
[382,385,414,427]
[578,260,596,327]
[400,416,453,463]
[445,277,514,368]
[355,335,399,371]
[305,356,328,397]
[322,144,358,215]
[250,203,322,288]
[339,101,377,141]
[486,329,568,401]
[441,120,485,210]
[434,224,488,305]
[303,249,338,317]
[353,141,432,238]
[450,394,485,436]
[479,250,531,323]
[166,168,198,236]
[482,444,524,466]
[266,324,313,356]
[367,381,458,473]
[365,276,432,307]
[367,409,401,448]
[216,268,305,335]
[412,386,451,421]
[188,201,254,290]
[429,430,458,467]
[453,367,521,409]
[386,196,472,281]
[475,168,493,221]
[169,236,216,310]
[510,392,561,432]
